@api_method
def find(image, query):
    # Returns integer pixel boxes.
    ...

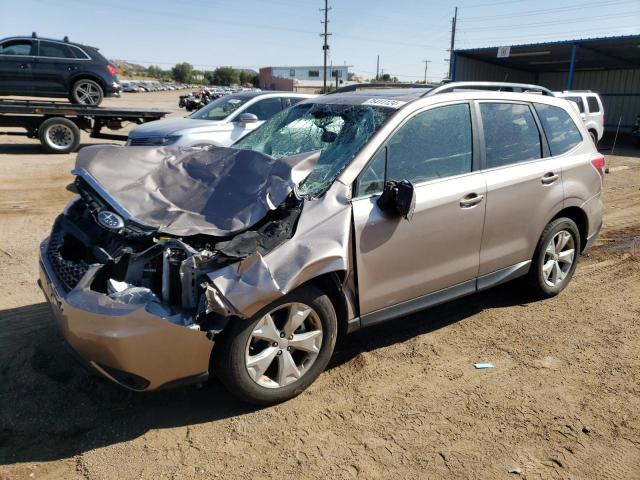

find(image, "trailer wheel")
[38,117,81,154]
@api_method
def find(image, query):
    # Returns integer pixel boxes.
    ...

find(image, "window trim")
[353,100,479,198]
[474,100,549,172]
[0,39,36,57]
[35,39,91,60]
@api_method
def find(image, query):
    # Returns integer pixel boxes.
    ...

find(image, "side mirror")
[376,179,416,220]
[238,112,258,126]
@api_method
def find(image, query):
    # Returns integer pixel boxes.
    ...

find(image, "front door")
[0,39,35,94]
[352,102,486,318]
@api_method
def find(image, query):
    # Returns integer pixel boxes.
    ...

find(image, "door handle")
[19,63,30,69]
[541,172,560,185]
[460,193,484,208]
[67,65,78,71]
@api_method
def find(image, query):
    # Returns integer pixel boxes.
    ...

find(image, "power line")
[459,10,640,31]
[458,0,637,21]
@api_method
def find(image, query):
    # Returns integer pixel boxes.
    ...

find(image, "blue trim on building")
[567,42,578,90]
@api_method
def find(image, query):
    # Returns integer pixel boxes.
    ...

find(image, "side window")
[244,98,283,121]
[0,40,33,56]
[39,41,74,58]
[586,96,600,113]
[565,96,584,113]
[480,102,542,168]
[70,46,90,59]
[534,103,583,156]
[281,97,304,109]
[357,103,473,195]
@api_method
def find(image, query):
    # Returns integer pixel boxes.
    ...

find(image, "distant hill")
[110,59,147,74]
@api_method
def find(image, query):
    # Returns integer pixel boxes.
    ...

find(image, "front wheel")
[214,285,337,405]
[70,79,104,105]
[527,217,581,298]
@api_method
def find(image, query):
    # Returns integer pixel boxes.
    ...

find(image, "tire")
[69,79,104,106]
[589,130,598,146]
[38,117,81,154]
[527,217,581,298]
[214,285,337,406]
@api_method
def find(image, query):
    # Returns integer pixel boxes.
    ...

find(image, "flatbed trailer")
[0,100,169,153]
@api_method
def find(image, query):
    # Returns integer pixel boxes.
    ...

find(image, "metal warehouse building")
[452,35,640,133]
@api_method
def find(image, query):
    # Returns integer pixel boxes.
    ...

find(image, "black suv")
[0,34,120,105]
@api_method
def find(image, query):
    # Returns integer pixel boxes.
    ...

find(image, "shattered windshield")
[190,95,251,121]
[233,102,394,197]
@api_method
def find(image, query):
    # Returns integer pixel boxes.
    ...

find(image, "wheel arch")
[551,206,589,252]
[304,271,351,338]
[69,73,106,92]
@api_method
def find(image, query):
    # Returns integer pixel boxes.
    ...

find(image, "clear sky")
[1,0,638,82]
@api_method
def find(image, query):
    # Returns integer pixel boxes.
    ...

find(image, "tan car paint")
[38,87,603,392]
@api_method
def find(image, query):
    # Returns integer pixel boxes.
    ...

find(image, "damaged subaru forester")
[39,82,604,405]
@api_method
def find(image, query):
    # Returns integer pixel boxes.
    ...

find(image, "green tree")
[381,73,391,82]
[212,66,240,86]
[172,62,193,83]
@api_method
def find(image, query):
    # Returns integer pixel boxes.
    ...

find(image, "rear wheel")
[214,285,337,405]
[527,217,581,297]
[589,130,598,146]
[70,79,104,105]
[38,117,80,154]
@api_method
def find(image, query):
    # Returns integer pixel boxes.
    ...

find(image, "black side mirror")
[376,179,415,220]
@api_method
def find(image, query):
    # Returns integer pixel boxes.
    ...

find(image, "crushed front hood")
[73,145,317,237]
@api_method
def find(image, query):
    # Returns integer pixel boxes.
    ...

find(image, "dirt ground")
[0,91,639,480]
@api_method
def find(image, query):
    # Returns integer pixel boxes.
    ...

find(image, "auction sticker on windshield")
[362,98,407,108]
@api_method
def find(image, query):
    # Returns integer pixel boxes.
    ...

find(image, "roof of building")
[454,34,640,73]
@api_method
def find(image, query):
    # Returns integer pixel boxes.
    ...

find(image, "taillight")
[106,64,118,76]
[591,153,605,178]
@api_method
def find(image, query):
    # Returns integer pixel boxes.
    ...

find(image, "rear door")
[477,101,564,276]
[352,102,486,317]
[0,38,35,94]
[33,40,81,95]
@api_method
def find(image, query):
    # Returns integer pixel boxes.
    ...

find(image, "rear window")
[586,96,600,113]
[534,103,583,156]
[480,102,542,168]
[39,41,74,58]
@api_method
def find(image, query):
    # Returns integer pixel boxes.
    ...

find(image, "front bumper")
[38,239,214,391]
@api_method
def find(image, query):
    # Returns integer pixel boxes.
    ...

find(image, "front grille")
[46,222,90,292]
[128,137,156,146]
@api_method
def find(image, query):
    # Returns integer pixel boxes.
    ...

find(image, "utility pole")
[320,0,332,93]
[376,55,380,81]
[448,6,458,80]
[422,59,432,84]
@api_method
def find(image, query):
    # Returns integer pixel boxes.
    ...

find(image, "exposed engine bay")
[47,145,317,336]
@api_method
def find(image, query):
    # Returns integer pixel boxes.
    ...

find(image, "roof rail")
[422,81,554,97]
[327,82,439,95]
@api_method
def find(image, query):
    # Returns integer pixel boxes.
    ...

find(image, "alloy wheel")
[245,302,323,389]
[542,230,575,287]
[75,82,101,104]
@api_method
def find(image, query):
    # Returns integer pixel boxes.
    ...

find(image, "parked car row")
[40,82,605,405]
[121,81,193,93]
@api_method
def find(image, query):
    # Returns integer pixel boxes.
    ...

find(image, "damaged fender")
[205,181,354,319]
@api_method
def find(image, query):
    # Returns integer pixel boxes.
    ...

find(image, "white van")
[554,91,604,144]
